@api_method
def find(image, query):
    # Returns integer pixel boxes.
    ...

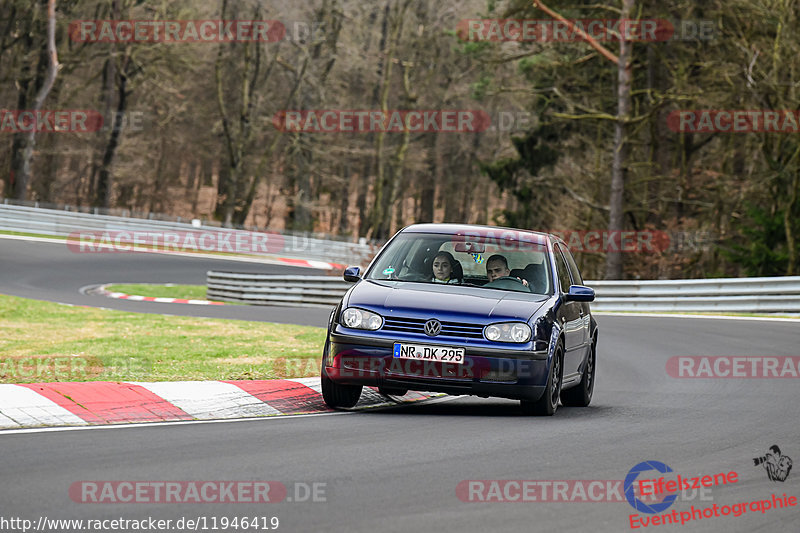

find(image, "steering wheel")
[401,271,430,282]
[484,276,531,292]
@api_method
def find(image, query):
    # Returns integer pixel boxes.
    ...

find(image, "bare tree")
[534,0,632,279]
[9,0,58,200]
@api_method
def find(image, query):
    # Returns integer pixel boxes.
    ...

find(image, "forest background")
[2,0,798,280]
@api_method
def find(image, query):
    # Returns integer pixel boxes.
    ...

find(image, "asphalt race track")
[2,238,799,532]
[0,237,331,326]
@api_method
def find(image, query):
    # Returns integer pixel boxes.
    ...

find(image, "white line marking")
[0,234,65,244]
[285,377,322,393]
[284,378,445,407]
[129,381,281,419]
[0,411,19,428]
[0,385,88,428]
[0,396,459,435]
[307,260,335,269]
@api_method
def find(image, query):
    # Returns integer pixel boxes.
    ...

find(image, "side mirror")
[343,266,361,283]
[565,285,595,302]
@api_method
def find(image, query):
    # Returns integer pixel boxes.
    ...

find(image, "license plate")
[393,343,465,364]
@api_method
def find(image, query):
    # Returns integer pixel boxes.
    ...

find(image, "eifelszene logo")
[625,461,678,514]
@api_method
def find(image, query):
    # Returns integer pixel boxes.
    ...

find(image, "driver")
[486,254,529,287]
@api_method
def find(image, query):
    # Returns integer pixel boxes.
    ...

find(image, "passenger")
[485,254,529,287]
[431,251,460,284]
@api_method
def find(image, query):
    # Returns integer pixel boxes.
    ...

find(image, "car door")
[553,244,585,378]
[559,244,591,355]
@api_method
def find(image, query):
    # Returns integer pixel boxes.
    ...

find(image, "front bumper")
[326,331,551,401]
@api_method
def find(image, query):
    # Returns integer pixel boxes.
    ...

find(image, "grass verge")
[0,293,327,383]
[105,283,209,300]
[0,230,67,240]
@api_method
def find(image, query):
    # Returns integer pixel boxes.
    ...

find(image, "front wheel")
[521,344,563,416]
[321,372,362,409]
[561,339,596,407]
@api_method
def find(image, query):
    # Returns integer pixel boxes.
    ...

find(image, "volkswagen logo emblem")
[424,319,442,336]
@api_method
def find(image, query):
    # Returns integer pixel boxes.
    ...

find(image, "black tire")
[520,344,563,416]
[321,371,362,409]
[561,339,596,407]
[378,387,408,397]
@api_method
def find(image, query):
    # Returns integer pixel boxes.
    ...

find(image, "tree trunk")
[214,0,259,226]
[417,134,436,223]
[190,159,206,217]
[459,134,482,223]
[94,61,128,208]
[34,134,58,202]
[148,130,169,214]
[442,144,460,222]
[603,0,634,280]
[368,0,409,240]
[785,168,799,275]
[380,61,414,237]
[8,0,58,201]
[338,164,351,235]
[293,134,314,231]
[356,5,387,237]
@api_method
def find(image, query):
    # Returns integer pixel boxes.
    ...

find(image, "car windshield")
[365,231,553,295]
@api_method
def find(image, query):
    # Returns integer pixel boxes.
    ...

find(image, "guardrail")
[0,202,376,266]
[207,272,352,307]
[206,272,800,313]
[588,277,800,313]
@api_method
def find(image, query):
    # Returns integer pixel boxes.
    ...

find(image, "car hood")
[346,280,548,322]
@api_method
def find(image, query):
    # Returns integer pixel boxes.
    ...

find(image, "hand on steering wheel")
[495,275,529,287]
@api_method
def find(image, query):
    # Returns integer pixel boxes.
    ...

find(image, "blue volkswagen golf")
[321,224,598,415]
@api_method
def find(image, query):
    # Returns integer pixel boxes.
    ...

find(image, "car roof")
[400,223,559,245]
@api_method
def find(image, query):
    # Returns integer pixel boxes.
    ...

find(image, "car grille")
[382,316,485,339]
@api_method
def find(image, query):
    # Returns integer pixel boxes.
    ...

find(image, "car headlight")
[484,322,532,343]
[341,307,383,330]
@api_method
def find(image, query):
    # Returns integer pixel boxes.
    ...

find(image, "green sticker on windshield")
[382,267,395,275]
